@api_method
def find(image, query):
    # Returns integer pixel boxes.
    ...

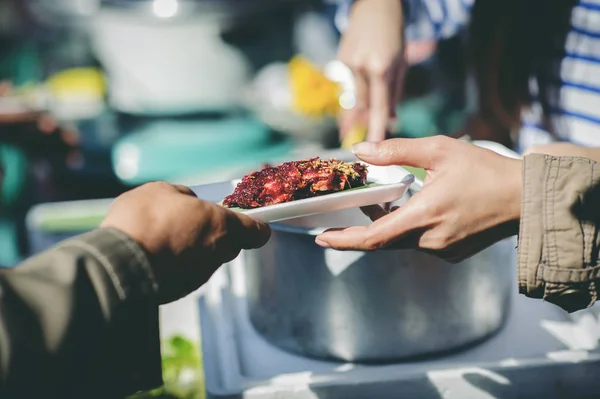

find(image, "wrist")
[505,158,523,225]
[351,0,403,14]
[584,147,600,163]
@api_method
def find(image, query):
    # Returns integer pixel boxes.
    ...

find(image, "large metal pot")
[243,207,516,362]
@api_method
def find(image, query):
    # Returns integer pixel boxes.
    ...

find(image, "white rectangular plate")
[189,164,414,223]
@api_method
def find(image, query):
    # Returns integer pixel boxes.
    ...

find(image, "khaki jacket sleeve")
[0,228,163,399]
[518,154,600,313]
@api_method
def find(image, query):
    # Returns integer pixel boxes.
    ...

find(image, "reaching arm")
[315,138,600,314]
[0,181,272,399]
[334,0,474,142]
[334,0,474,40]
[0,228,162,399]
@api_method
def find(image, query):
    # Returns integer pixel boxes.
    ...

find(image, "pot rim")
[269,221,326,236]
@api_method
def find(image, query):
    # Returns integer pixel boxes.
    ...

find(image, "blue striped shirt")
[334,0,600,152]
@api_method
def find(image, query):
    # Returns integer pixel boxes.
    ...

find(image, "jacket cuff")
[59,228,163,394]
[517,154,544,297]
[518,154,600,312]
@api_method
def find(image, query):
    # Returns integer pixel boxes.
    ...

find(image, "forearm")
[335,0,473,40]
[518,154,600,313]
[0,228,162,398]
[582,147,600,163]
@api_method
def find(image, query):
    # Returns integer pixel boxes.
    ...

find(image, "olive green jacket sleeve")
[0,228,163,399]
[519,154,600,313]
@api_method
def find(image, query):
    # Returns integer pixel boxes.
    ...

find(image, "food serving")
[222,157,368,209]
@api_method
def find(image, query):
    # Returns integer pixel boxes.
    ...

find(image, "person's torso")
[517,1,600,151]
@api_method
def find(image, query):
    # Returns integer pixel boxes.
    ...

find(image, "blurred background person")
[335,0,600,158]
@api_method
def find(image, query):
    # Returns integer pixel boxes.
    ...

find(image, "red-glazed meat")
[222,158,368,209]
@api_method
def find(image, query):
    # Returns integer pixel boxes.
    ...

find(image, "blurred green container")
[112,116,294,186]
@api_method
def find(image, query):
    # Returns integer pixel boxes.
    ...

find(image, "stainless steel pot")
[242,207,516,362]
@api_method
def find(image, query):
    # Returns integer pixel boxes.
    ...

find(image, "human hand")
[101,182,271,303]
[315,136,522,262]
[524,142,600,163]
[337,0,405,142]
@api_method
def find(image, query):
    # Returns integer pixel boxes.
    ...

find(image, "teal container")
[112,116,294,185]
[0,144,28,212]
[0,219,20,267]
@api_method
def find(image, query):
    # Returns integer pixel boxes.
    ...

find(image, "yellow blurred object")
[288,56,341,118]
[287,56,368,146]
[341,125,368,149]
[46,68,106,99]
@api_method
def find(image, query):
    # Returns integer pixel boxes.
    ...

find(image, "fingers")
[387,69,399,121]
[316,204,414,250]
[352,135,453,169]
[353,73,369,118]
[360,205,389,221]
[367,73,390,142]
[218,247,243,266]
[391,58,407,113]
[341,55,406,143]
[338,111,354,140]
[387,56,407,127]
[340,73,369,139]
[316,225,413,251]
[229,212,271,249]
[315,225,374,250]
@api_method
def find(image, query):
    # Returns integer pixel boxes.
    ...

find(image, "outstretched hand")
[337,0,405,142]
[102,182,271,303]
[315,136,522,262]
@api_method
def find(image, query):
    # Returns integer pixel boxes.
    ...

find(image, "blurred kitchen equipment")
[0,92,46,122]
[243,207,514,362]
[25,0,100,73]
[0,144,28,212]
[25,0,100,30]
[246,57,353,145]
[46,67,107,120]
[90,2,249,114]
[25,198,111,255]
[245,62,336,143]
[0,219,20,267]
[293,10,339,68]
[111,115,294,185]
[90,0,304,115]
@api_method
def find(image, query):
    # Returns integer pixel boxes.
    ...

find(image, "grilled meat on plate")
[222,158,368,209]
